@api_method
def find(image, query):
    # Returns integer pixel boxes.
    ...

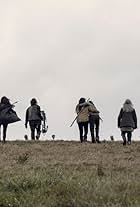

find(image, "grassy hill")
[0,140,140,207]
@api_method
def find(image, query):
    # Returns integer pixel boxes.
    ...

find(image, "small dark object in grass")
[110,136,114,141]
[52,135,55,140]
[24,135,28,141]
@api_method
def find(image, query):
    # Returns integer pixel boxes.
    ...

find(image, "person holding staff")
[75,98,97,143]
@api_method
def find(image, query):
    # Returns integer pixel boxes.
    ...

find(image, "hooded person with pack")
[76,98,98,143]
[0,96,20,142]
[25,98,43,140]
[118,99,137,145]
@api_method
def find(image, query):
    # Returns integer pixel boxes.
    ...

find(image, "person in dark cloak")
[0,96,14,142]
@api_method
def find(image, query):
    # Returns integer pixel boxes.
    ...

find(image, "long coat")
[118,108,137,129]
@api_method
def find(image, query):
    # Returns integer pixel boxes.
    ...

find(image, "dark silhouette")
[89,101,101,143]
[25,98,43,140]
[0,97,15,142]
[118,99,137,145]
[52,134,55,140]
[110,135,114,141]
[24,134,28,140]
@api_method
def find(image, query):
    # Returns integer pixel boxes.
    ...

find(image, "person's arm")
[118,108,123,128]
[133,109,137,129]
[37,106,43,120]
[76,105,80,114]
[88,104,99,113]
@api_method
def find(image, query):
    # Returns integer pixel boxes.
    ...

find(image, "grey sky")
[0,0,140,140]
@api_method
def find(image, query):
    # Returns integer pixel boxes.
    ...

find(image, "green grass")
[0,141,139,207]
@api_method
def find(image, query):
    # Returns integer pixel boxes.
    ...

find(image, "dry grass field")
[0,140,140,207]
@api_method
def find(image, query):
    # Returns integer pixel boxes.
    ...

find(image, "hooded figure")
[0,97,14,142]
[118,99,137,145]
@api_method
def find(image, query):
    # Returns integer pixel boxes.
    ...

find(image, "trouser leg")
[31,129,35,140]
[90,122,95,141]
[95,116,101,143]
[36,123,41,140]
[127,132,132,144]
[29,122,35,140]
[0,125,1,141]
[83,122,88,141]
[3,124,8,142]
[121,131,126,145]
[95,117,100,138]
[78,123,83,143]
[89,116,95,143]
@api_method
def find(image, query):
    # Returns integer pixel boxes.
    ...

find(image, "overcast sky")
[0,0,140,141]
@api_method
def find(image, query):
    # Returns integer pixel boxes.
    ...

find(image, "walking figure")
[0,96,20,142]
[25,98,43,140]
[75,98,97,143]
[89,101,101,143]
[118,99,137,145]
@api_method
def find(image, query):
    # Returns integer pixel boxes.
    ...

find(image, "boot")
[123,138,126,145]
[96,137,101,144]
[36,132,41,140]
[80,136,83,143]
[92,137,96,143]
[84,135,87,142]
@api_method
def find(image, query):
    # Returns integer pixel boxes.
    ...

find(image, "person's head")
[123,99,134,112]
[1,96,10,104]
[79,98,86,104]
[124,99,132,105]
[30,98,37,106]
